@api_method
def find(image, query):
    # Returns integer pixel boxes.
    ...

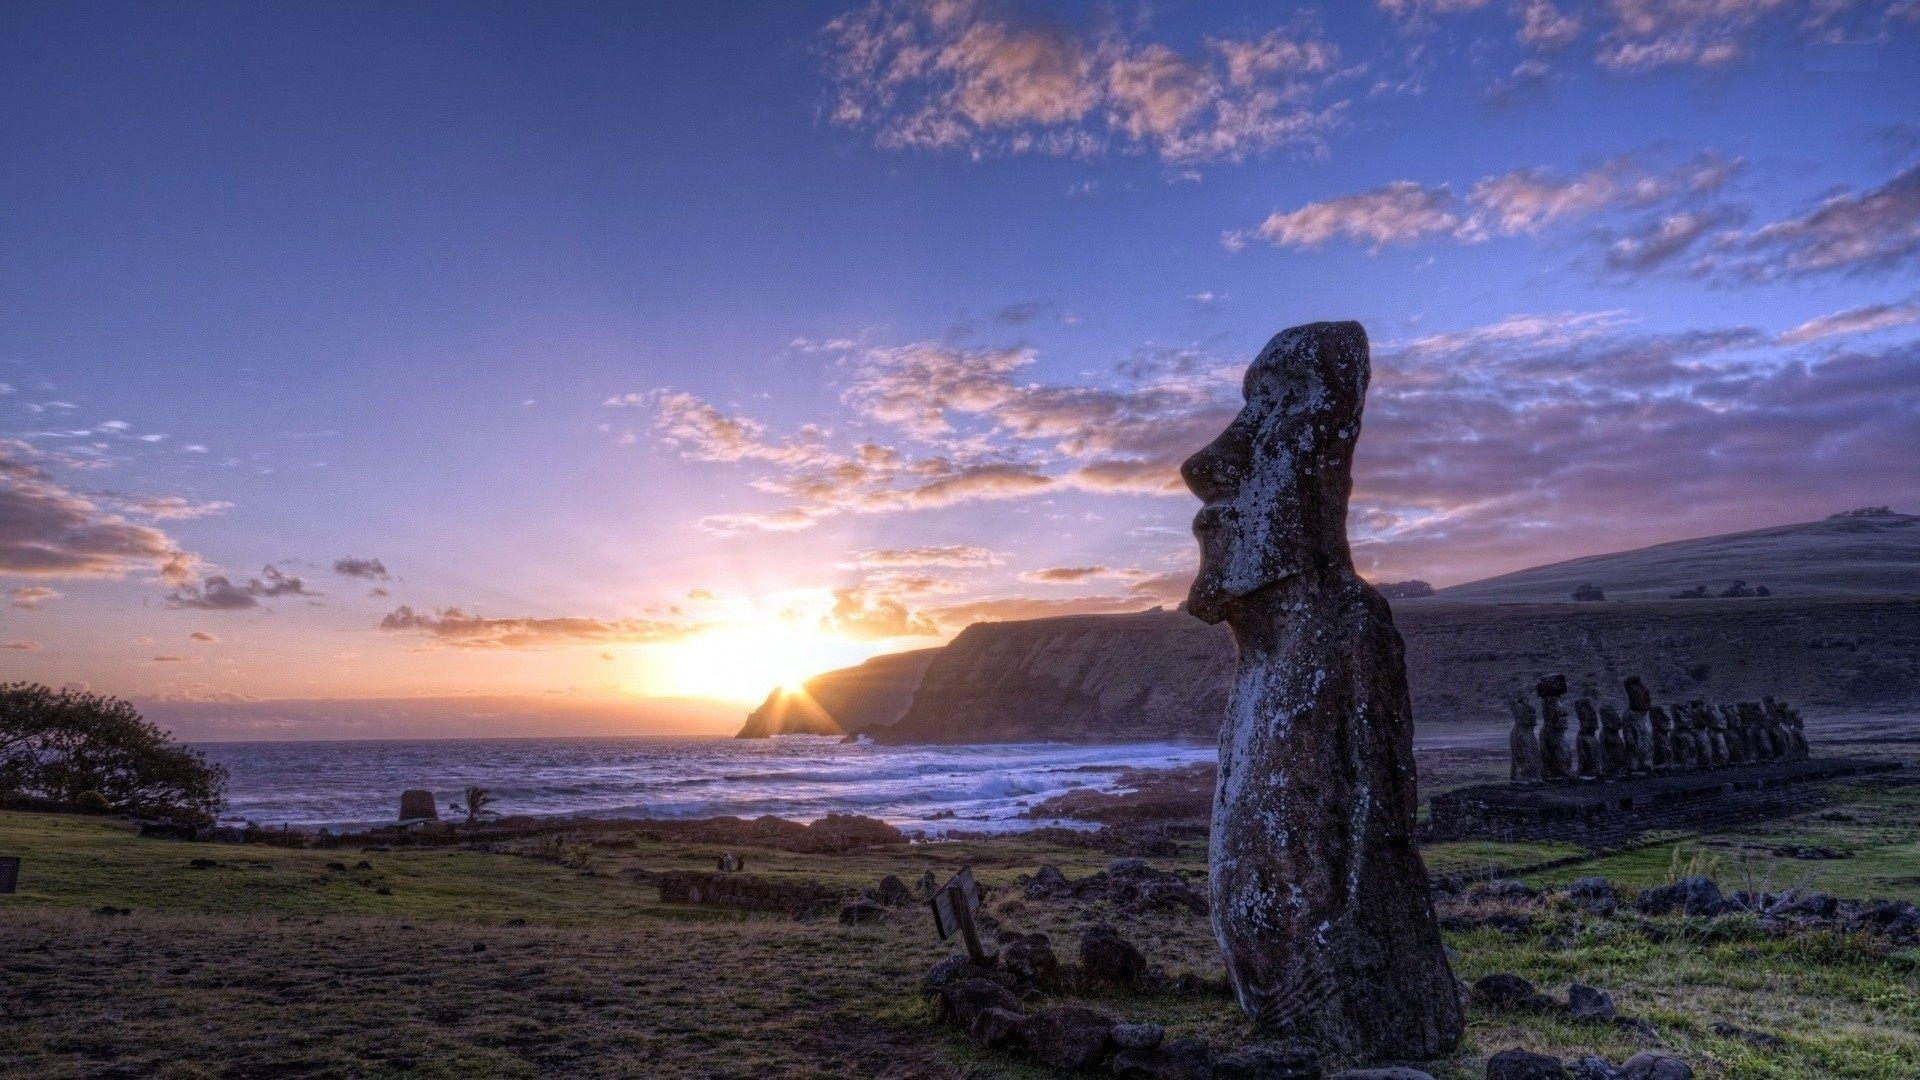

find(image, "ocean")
[195,735,1219,833]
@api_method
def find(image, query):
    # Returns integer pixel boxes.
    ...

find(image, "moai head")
[1575,699,1599,732]
[1624,676,1652,713]
[1183,322,1369,625]
[1507,694,1538,730]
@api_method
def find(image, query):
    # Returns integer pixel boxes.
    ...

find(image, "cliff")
[855,597,1920,743]
[736,647,940,738]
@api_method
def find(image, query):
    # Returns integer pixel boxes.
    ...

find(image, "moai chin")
[1599,703,1631,777]
[1182,321,1462,1061]
[1536,674,1573,782]
[1508,694,1544,784]
[1574,699,1603,779]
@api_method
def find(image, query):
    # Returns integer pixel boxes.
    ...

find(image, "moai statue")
[1181,321,1462,1060]
[1508,694,1544,784]
[1700,703,1730,768]
[1669,706,1699,769]
[1782,704,1811,759]
[1697,703,1728,768]
[1719,704,1748,765]
[1647,705,1674,770]
[1733,703,1765,761]
[1574,699,1603,779]
[1537,673,1574,782]
[1746,701,1782,760]
[1600,703,1632,776]
[1623,676,1656,771]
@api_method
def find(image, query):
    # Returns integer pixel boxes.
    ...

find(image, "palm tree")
[458,786,495,824]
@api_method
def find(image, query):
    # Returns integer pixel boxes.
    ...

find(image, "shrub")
[0,683,227,823]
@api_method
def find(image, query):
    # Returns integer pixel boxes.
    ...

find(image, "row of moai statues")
[1508,673,1810,783]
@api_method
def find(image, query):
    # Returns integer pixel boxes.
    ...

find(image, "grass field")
[3,775,1918,1078]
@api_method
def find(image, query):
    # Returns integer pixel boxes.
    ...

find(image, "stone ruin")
[1505,676,1810,784]
[397,789,438,822]
[1180,322,1462,1060]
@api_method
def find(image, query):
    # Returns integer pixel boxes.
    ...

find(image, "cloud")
[1234,153,1742,251]
[618,389,836,466]
[1777,298,1920,344]
[150,655,186,663]
[96,494,233,520]
[4,640,43,651]
[820,0,1347,164]
[1021,565,1111,582]
[377,606,701,651]
[1704,163,1920,280]
[852,545,1005,567]
[0,440,196,581]
[168,566,317,610]
[822,587,940,639]
[6,586,60,609]
[332,556,390,580]
[1602,206,1747,271]
[189,631,219,643]
[922,593,1155,627]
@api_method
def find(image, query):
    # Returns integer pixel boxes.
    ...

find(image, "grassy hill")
[1432,508,1920,604]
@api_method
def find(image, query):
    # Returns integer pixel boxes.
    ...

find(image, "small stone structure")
[397,790,438,822]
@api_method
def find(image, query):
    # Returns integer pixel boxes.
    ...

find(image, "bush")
[0,683,227,823]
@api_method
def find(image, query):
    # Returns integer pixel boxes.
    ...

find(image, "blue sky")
[3,1,1917,728]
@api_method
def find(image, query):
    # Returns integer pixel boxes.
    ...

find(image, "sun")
[639,620,850,704]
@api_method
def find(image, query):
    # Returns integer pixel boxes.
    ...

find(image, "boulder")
[1635,877,1724,917]
[1026,864,1070,897]
[1470,973,1556,1012]
[398,789,438,821]
[1211,1043,1322,1079]
[999,932,1066,991]
[1565,877,1616,913]
[1078,923,1149,988]
[922,954,995,994]
[968,1006,1027,1051]
[938,978,1020,1029]
[1567,1056,1620,1080]
[1475,879,1540,902]
[1567,984,1616,1022]
[1112,1037,1213,1079]
[1020,1004,1117,1071]
[1486,1049,1570,1079]
[838,900,887,926]
[872,874,914,907]
[1617,1052,1692,1080]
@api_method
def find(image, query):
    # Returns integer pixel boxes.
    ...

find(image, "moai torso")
[1703,704,1730,768]
[1599,703,1630,777]
[1508,695,1543,784]
[1537,674,1573,781]
[1669,707,1699,768]
[1574,699,1603,779]
[1720,704,1747,764]
[1648,706,1674,769]
[1784,706,1810,759]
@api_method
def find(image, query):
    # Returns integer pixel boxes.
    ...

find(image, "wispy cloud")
[1777,297,1920,344]
[0,440,197,582]
[168,566,317,610]
[377,605,702,651]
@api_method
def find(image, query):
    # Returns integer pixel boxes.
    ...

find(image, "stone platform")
[1428,757,1902,845]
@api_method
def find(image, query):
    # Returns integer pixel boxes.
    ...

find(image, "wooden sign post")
[929,866,995,966]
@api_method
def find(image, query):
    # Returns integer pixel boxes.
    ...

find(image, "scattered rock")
[1211,1043,1322,1079]
[1470,973,1557,1012]
[1020,859,1206,915]
[1483,913,1534,935]
[999,932,1066,991]
[1112,1037,1213,1079]
[188,858,218,869]
[1568,984,1616,1022]
[1567,1056,1620,1080]
[1709,1022,1785,1050]
[1112,1021,1165,1051]
[922,954,996,995]
[968,1006,1027,1052]
[1078,923,1149,988]
[1635,877,1724,917]
[1020,1005,1117,1071]
[872,874,914,907]
[938,978,1020,1029]
[1331,1069,1437,1080]
[1475,879,1541,902]
[838,900,887,926]
[716,852,743,872]
[1565,877,1617,913]
[1617,1052,1691,1080]
[1485,1049,1570,1079]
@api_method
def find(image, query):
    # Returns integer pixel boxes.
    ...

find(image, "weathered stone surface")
[1020,1005,1117,1071]
[1486,1049,1571,1079]
[968,1006,1027,1051]
[1471,973,1557,1012]
[939,978,1020,1029]
[1617,1052,1692,1080]
[397,790,438,821]
[1112,1021,1166,1051]
[1078,923,1148,989]
[871,874,913,906]
[1509,695,1543,784]
[1211,1043,1323,1079]
[1537,675,1574,781]
[1567,984,1616,1022]
[1567,1057,1621,1080]
[1023,859,1206,915]
[1181,322,1461,1061]
[1331,1069,1438,1080]
[1635,877,1725,917]
[1574,699,1603,779]
[999,932,1065,991]
[1112,1037,1213,1079]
